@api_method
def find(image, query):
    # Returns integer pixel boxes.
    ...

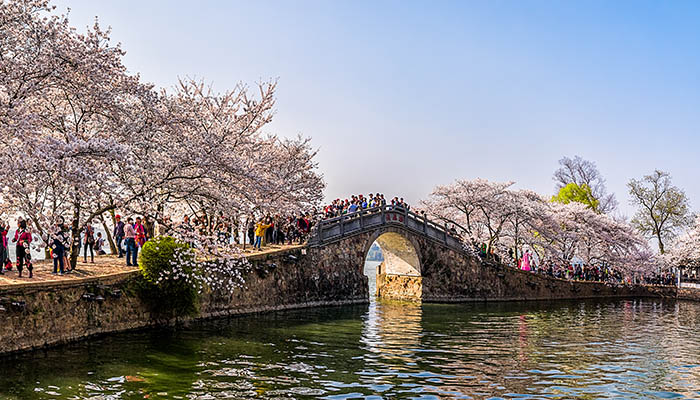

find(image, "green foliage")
[551,183,600,211]
[136,236,199,318]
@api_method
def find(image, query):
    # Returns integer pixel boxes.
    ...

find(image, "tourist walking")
[124,217,138,266]
[83,221,95,263]
[12,219,33,278]
[50,218,70,275]
[114,214,125,258]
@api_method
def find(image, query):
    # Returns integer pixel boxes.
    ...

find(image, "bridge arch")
[364,229,421,277]
[363,227,424,301]
[310,204,465,301]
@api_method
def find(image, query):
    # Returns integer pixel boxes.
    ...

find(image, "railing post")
[443,223,448,244]
[423,213,428,233]
[360,210,364,229]
[381,205,385,226]
[340,215,345,236]
[403,207,408,227]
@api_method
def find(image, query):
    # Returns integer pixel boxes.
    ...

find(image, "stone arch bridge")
[302,205,672,302]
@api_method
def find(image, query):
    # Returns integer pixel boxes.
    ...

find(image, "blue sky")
[53,0,700,217]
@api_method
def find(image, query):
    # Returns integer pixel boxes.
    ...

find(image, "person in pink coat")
[521,250,532,271]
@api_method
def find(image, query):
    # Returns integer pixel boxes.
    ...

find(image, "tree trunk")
[657,233,665,254]
[69,204,81,269]
[100,212,117,255]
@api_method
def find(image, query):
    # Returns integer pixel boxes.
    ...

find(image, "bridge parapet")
[309,205,464,251]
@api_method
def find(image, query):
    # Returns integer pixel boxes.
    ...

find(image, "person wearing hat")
[113,214,125,258]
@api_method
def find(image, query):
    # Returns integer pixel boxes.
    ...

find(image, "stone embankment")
[678,287,700,302]
[0,246,368,356]
[377,264,677,302]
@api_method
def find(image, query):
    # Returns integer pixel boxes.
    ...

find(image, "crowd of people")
[248,214,314,250]
[0,214,146,278]
[246,193,412,251]
[471,242,676,286]
[112,215,154,267]
[322,194,410,218]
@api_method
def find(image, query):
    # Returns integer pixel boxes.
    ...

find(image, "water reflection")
[0,276,699,398]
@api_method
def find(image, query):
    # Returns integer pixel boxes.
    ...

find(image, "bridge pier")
[376,272,423,301]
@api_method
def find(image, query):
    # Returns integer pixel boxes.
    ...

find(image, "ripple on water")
[0,299,699,399]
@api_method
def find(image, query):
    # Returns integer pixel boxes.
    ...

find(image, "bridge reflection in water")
[0,290,698,398]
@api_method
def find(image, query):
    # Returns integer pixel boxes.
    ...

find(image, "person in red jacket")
[12,219,33,278]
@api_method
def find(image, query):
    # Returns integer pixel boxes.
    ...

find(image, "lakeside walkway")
[0,244,305,290]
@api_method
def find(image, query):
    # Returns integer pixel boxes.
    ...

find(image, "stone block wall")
[376,273,422,301]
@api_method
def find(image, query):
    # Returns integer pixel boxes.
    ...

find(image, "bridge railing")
[308,204,465,252]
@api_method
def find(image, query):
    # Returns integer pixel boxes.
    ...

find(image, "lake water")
[0,261,699,399]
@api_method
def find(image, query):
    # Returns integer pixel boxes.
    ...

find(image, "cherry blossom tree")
[113,78,324,234]
[420,179,515,251]
[423,178,657,277]
[0,1,325,273]
[0,4,153,267]
[666,216,700,268]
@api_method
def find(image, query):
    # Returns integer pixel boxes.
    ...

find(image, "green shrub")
[136,236,199,318]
